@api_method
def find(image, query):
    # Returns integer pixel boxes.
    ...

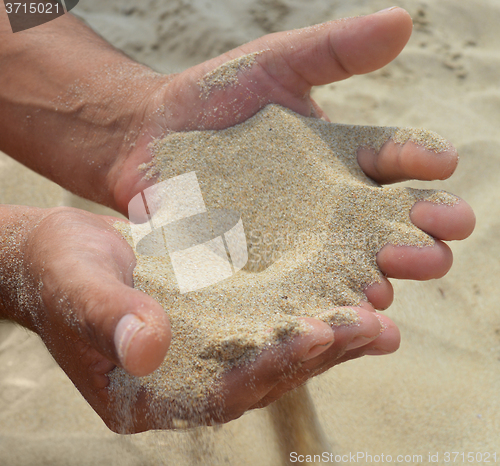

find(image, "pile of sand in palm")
[110,104,455,429]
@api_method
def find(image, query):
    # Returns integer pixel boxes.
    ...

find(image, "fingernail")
[374,313,387,333]
[302,340,334,362]
[345,335,375,351]
[299,320,335,362]
[114,314,145,367]
[363,347,390,356]
[375,6,399,14]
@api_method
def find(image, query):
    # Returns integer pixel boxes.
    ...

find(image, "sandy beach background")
[1,0,500,464]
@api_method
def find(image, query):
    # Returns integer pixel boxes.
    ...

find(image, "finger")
[357,140,459,184]
[299,313,400,378]
[377,240,453,280]
[261,7,412,91]
[169,8,413,130]
[410,198,476,241]
[311,313,400,369]
[361,314,401,356]
[310,97,331,121]
[238,7,413,96]
[214,318,336,421]
[61,271,171,377]
[250,309,392,408]
[363,276,394,310]
[37,213,171,377]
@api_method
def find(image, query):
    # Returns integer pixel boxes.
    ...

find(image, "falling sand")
[109,104,456,431]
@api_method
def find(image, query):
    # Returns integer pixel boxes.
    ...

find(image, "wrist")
[0,205,47,330]
[0,11,170,211]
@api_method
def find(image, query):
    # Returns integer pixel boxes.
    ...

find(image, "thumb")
[165,7,413,131]
[252,6,413,93]
[111,286,171,377]
[51,273,171,377]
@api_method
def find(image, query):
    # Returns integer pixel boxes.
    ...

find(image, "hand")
[0,206,395,432]
[0,207,170,409]
[0,7,475,432]
[104,6,474,431]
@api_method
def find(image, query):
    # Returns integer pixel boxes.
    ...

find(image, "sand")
[1,0,500,465]
[198,52,262,96]
[109,103,455,430]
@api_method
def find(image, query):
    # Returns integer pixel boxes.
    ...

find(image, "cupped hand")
[0,7,476,433]
[3,206,396,432]
[99,7,472,431]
